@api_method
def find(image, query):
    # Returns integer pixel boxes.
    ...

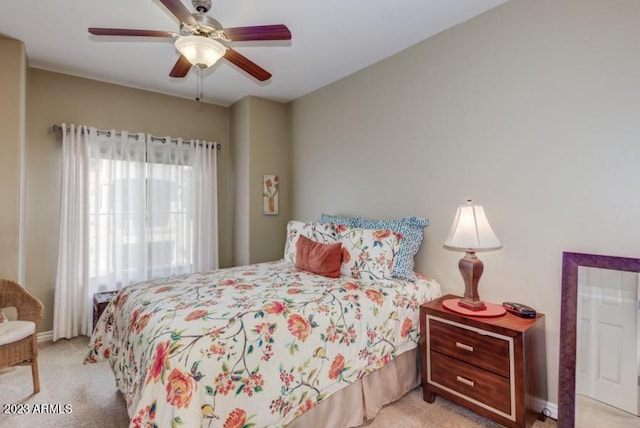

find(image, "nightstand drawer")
[430,351,511,414]
[429,318,510,377]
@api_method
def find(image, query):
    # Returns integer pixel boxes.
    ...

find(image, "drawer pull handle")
[456,376,475,387]
[455,342,474,352]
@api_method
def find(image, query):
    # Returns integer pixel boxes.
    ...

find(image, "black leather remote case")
[502,302,536,318]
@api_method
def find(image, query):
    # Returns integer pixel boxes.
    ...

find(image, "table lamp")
[444,199,502,311]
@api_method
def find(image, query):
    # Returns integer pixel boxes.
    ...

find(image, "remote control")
[502,302,536,318]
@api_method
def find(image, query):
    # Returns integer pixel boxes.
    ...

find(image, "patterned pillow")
[319,213,361,228]
[0,309,7,325]
[358,216,430,281]
[340,228,402,281]
[284,221,344,264]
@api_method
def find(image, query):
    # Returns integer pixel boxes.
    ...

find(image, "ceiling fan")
[88,0,291,82]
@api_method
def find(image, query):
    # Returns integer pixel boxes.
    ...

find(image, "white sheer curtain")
[53,124,90,341]
[146,136,218,273]
[146,136,195,278]
[191,139,219,272]
[54,125,219,339]
[87,128,147,298]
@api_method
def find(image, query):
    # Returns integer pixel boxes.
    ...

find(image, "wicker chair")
[0,279,44,394]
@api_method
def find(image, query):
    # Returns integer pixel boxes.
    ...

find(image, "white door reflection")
[576,266,638,415]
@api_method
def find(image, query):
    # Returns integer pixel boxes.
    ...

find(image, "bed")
[86,219,440,427]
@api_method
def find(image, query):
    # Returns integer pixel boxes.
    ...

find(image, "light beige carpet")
[1,337,557,428]
[575,395,640,428]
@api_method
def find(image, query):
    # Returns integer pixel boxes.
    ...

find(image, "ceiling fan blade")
[89,28,175,38]
[224,48,272,81]
[170,55,192,78]
[224,25,292,42]
[158,0,197,27]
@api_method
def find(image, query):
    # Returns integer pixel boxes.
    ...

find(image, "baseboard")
[545,401,558,420]
[37,330,53,343]
[530,397,557,421]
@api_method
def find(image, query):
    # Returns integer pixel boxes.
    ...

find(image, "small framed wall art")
[263,174,279,215]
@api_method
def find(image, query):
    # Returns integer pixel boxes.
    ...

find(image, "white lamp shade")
[443,202,502,252]
[175,36,226,68]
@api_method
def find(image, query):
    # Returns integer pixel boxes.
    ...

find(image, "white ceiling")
[0,0,508,106]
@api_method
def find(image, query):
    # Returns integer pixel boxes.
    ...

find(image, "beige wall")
[231,98,250,265]
[0,36,26,283]
[231,96,290,265]
[25,69,231,331]
[290,0,640,407]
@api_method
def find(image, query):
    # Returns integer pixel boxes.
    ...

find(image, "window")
[54,125,218,338]
[87,140,197,291]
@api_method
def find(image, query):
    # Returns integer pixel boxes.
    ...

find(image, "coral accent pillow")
[295,235,343,278]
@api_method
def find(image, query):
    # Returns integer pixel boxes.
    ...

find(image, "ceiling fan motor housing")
[181,14,225,39]
[192,0,212,13]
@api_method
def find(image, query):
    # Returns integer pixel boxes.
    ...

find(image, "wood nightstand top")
[422,294,544,335]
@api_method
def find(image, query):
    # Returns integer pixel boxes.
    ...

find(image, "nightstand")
[92,291,117,332]
[419,295,547,428]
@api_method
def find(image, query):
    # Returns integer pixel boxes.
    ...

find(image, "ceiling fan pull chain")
[196,66,203,102]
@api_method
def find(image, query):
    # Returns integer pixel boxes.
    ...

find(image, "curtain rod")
[51,124,221,150]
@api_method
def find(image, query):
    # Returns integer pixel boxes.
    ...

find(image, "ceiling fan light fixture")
[175,35,226,68]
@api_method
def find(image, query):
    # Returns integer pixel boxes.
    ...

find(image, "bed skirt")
[288,347,420,428]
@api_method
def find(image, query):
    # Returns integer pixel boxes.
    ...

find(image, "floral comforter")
[85,260,441,428]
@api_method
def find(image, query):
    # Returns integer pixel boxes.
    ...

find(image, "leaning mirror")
[558,252,640,427]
